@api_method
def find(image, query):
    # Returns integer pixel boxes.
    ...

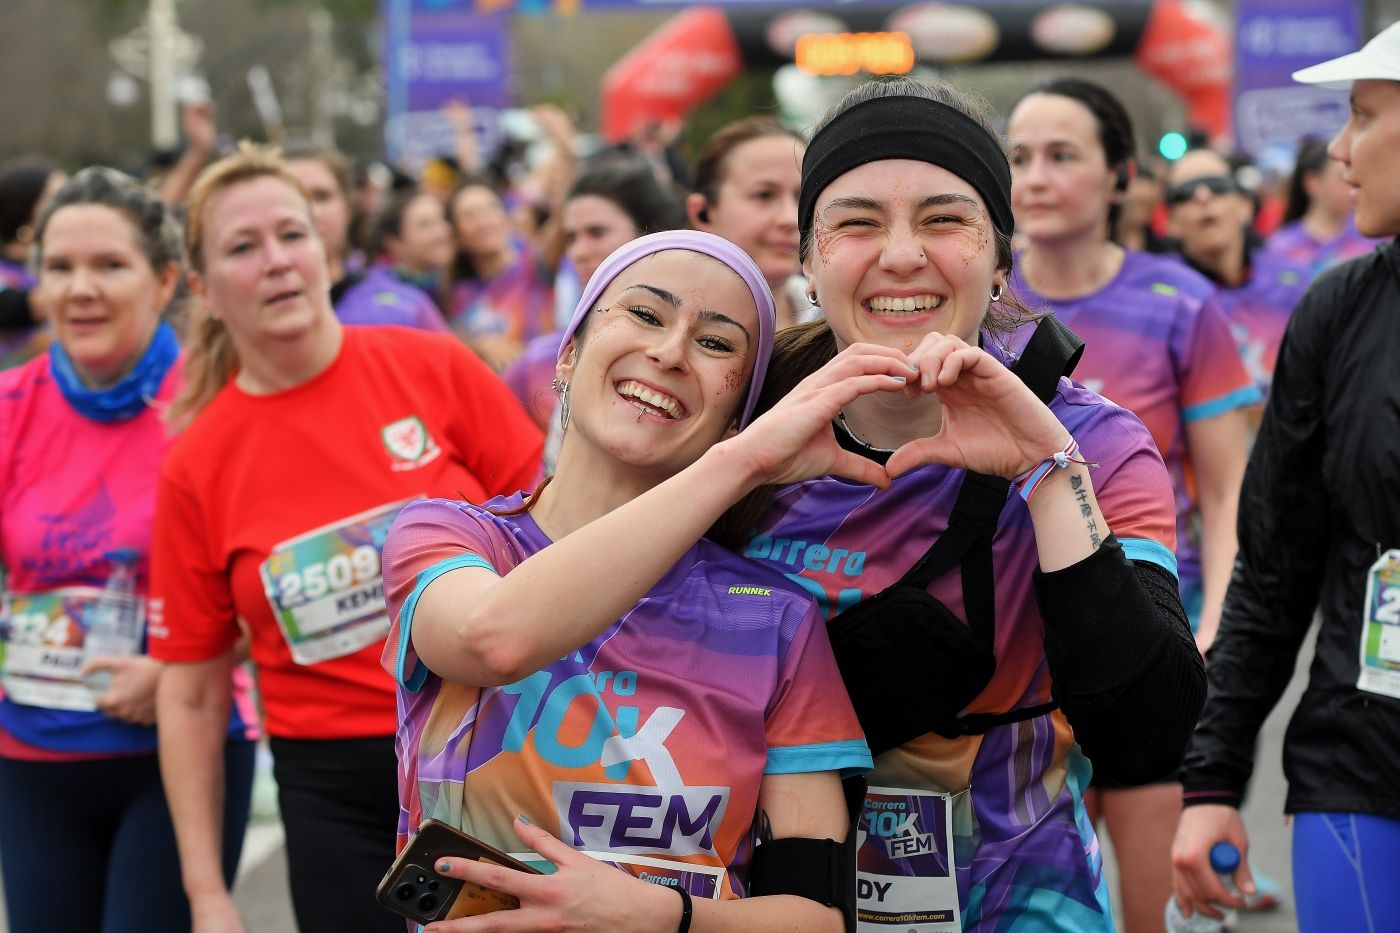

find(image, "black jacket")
[1182,239,1400,816]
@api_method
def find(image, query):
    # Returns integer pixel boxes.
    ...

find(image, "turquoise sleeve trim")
[394,553,498,693]
[1120,537,1179,579]
[1182,385,1262,422]
[765,739,874,778]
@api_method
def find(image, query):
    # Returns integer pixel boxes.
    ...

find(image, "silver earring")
[806,291,820,307]
[558,382,570,429]
[918,251,927,261]
[550,377,563,394]
[990,283,1004,302]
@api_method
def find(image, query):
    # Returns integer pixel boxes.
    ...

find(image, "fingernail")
[908,363,920,373]
[891,375,906,384]
[437,859,452,873]
[517,814,532,826]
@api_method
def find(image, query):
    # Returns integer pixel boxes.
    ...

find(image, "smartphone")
[376,819,542,925]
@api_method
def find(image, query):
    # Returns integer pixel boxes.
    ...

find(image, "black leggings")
[0,740,255,933]
[269,735,403,933]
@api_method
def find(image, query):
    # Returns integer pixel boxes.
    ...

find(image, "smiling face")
[192,175,334,351]
[450,183,512,259]
[564,195,640,289]
[1008,92,1119,248]
[1329,79,1400,237]
[38,204,176,387]
[803,159,1001,349]
[693,135,803,287]
[558,249,759,476]
[1165,149,1252,263]
[391,193,455,273]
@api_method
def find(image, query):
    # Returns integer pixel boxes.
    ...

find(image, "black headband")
[799,96,1014,260]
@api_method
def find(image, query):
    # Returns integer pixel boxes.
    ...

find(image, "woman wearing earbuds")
[1006,78,1256,930]
[688,117,814,331]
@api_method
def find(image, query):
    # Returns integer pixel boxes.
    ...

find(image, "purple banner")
[382,0,512,169]
[1233,0,1361,156]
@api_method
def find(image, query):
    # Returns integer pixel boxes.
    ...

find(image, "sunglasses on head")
[1166,175,1239,205]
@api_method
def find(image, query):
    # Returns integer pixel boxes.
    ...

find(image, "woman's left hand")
[886,332,1070,481]
[424,817,680,933]
[83,654,163,725]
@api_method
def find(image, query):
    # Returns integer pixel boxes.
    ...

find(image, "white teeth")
[617,380,682,419]
[868,294,942,313]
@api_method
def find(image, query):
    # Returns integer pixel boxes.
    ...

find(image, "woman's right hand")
[726,342,916,489]
[1170,804,1255,920]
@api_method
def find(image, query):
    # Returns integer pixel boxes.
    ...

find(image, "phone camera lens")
[418,894,439,914]
[396,883,415,901]
[428,880,440,891]
[416,875,427,884]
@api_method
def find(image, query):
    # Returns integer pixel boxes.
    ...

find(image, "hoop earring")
[990,283,1004,302]
[806,291,820,307]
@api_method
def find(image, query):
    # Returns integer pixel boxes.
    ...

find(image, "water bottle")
[83,549,143,693]
[1164,841,1241,932]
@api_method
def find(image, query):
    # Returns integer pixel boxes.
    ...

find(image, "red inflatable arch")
[601,0,1229,143]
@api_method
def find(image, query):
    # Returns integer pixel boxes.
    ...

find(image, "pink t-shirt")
[0,353,259,759]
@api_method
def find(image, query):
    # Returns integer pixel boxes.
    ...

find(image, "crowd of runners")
[0,21,1398,933]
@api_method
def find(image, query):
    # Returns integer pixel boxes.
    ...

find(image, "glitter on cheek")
[814,225,836,264]
[958,225,990,267]
[722,368,743,392]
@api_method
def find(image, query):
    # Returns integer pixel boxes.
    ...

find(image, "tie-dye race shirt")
[1265,217,1379,277]
[1009,250,1258,601]
[748,361,1177,931]
[382,495,870,898]
[1206,252,1310,397]
[448,250,555,346]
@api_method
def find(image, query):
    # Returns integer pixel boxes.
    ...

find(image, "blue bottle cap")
[1209,841,1241,874]
[104,548,141,565]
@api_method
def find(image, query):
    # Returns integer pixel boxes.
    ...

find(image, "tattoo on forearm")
[1070,474,1101,550]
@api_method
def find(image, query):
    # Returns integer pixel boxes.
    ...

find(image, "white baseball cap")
[1293,21,1400,88]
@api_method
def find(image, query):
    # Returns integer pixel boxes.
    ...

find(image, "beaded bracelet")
[1013,437,1099,502]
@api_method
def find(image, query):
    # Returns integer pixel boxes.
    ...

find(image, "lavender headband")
[557,230,776,428]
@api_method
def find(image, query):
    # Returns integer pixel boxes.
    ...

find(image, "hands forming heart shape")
[734,333,1073,491]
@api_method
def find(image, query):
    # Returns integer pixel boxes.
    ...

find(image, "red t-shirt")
[148,327,543,739]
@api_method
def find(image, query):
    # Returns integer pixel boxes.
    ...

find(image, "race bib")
[856,787,960,932]
[0,588,107,712]
[514,851,726,900]
[1358,549,1400,700]
[259,498,417,665]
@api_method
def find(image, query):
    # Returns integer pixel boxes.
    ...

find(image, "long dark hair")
[445,176,506,285]
[1283,137,1331,226]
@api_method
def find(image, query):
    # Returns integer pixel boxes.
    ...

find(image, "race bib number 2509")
[259,498,417,665]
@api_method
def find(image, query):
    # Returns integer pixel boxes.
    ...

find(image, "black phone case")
[376,819,543,924]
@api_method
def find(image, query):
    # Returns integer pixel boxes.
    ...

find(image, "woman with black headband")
[738,77,1205,930]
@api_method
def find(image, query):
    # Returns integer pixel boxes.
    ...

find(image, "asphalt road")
[0,637,1314,933]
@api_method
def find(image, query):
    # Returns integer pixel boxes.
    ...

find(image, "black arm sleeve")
[1179,279,1333,806]
[1034,537,1205,784]
[0,287,34,330]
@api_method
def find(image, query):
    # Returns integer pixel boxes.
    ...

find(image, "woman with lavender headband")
[380,229,918,931]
